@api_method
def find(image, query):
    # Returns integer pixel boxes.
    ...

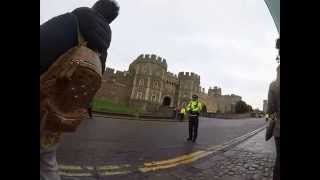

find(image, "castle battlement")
[178,72,200,80]
[103,67,129,79]
[105,67,115,74]
[166,71,179,84]
[167,72,178,79]
[133,54,167,68]
[208,86,222,96]
[114,70,130,77]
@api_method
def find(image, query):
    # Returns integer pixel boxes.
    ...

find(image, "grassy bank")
[92,98,142,116]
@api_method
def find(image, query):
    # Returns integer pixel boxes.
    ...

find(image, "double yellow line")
[59,126,266,177]
[59,150,216,176]
[139,150,212,172]
[139,144,228,173]
[139,126,266,173]
[59,164,132,176]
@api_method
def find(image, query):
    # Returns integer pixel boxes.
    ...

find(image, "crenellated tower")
[177,71,201,107]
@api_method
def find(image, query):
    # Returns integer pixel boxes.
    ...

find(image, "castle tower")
[263,100,268,113]
[208,86,222,96]
[177,72,201,107]
[128,54,168,111]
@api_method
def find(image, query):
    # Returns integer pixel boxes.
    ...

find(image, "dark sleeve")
[40,13,78,75]
[100,50,107,73]
[72,7,111,55]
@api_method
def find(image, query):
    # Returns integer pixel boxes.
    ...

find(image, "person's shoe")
[192,139,196,143]
[187,138,192,141]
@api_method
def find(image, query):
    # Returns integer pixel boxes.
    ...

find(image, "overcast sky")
[41,0,279,110]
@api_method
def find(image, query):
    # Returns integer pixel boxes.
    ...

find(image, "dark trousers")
[273,137,280,180]
[188,116,199,140]
[88,107,93,118]
[179,113,184,121]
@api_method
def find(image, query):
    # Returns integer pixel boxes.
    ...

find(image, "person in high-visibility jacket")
[186,94,202,142]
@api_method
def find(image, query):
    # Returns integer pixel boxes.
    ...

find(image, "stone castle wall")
[95,68,132,105]
[95,54,242,113]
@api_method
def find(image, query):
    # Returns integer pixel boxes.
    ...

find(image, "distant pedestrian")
[186,94,202,142]
[180,107,186,121]
[88,101,93,118]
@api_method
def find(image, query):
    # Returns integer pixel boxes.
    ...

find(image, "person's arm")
[192,101,202,113]
[40,13,78,75]
[186,102,191,113]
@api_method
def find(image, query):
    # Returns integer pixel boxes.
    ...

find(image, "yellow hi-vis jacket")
[186,100,202,113]
[180,108,186,114]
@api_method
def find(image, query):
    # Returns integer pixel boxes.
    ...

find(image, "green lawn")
[92,98,142,116]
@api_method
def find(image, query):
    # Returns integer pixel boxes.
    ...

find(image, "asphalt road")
[57,116,266,167]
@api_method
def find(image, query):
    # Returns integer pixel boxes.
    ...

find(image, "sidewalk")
[144,130,276,180]
[93,113,182,122]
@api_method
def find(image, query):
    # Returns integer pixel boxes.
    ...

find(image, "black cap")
[192,94,198,99]
[92,0,119,24]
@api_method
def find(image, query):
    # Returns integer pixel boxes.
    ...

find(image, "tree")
[235,100,249,113]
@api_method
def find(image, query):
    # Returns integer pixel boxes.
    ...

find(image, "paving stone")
[252,174,262,180]
[192,160,214,170]
[263,172,269,177]
[224,151,237,157]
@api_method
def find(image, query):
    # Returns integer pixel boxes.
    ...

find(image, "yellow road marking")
[207,145,224,151]
[97,164,131,170]
[144,150,205,167]
[59,171,92,177]
[85,166,94,170]
[59,127,266,176]
[99,170,131,176]
[59,165,83,170]
[139,151,213,173]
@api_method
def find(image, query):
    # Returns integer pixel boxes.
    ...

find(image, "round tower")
[128,54,168,111]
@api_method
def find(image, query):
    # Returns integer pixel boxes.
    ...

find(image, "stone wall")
[95,68,132,105]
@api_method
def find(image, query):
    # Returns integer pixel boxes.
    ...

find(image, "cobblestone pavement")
[139,130,275,180]
[62,129,276,180]
[169,130,276,180]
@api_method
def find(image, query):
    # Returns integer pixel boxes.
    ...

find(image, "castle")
[95,54,242,113]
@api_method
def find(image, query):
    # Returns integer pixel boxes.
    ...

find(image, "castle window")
[154,81,159,88]
[152,95,157,102]
[139,79,144,86]
[137,92,142,99]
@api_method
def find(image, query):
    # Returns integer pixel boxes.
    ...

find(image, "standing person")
[267,64,280,180]
[88,101,93,119]
[186,95,202,142]
[180,107,186,121]
[40,1,119,180]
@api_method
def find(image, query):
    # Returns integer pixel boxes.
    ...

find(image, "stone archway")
[162,96,171,106]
